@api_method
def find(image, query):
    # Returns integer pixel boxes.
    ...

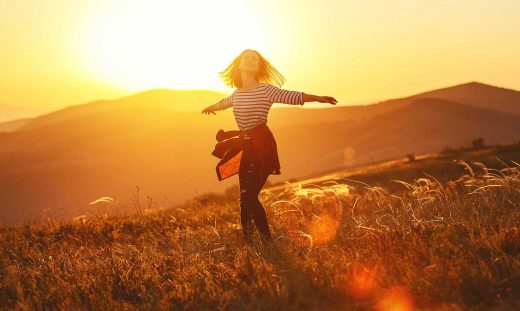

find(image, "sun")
[75,0,269,92]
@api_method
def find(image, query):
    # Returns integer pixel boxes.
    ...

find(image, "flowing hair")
[219,49,286,89]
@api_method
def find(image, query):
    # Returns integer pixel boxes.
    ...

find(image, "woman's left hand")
[318,96,337,105]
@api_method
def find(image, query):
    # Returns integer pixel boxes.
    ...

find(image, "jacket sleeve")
[265,84,304,106]
[215,93,234,110]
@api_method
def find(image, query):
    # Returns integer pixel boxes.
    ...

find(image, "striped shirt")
[215,83,304,138]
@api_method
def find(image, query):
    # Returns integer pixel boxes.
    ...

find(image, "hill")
[411,81,520,114]
[1,82,520,224]
[0,117,32,132]
[268,81,520,127]
[272,98,520,179]
[6,81,520,132]
[0,103,46,124]
[18,89,227,131]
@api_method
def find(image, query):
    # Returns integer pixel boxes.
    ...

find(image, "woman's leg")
[239,162,255,242]
[239,143,258,242]
[250,171,272,243]
[239,143,272,243]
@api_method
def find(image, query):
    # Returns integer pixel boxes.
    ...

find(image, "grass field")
[1,155,519,310]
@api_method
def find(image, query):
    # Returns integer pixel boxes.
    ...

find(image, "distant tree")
[472,137,485,149]
[441,146,455,155]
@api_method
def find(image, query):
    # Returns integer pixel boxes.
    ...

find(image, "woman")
[202,49,337,244]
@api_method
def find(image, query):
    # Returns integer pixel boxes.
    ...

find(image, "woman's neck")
[240,72,258,90]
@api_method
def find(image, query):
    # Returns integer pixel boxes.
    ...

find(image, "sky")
[1,0,519,115]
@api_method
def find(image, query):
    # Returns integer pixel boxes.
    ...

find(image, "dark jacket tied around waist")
[211,122,281,181]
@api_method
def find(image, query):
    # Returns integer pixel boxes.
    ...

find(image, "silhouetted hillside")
[0,103,45,124]
[268,81,520,127]
[0,117,32,132]
[411,81,520,114]
[1,82,520,224]
[19,89,227,131]
[272,98,520,178]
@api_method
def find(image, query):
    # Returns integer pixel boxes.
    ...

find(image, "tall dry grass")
[0,161,518,310]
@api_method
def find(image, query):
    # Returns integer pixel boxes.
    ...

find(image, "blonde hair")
[219,49,285,89]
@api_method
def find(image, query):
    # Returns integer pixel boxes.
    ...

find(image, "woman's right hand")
[202,105,217,115]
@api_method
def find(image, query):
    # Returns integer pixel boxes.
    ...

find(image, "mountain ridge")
[2,81,520,132]
[1,82,520,224]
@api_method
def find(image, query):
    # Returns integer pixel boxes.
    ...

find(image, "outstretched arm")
[265,84,337,106]
[303,93,337,105]
[201,102,219,115]
[202,94,233,115]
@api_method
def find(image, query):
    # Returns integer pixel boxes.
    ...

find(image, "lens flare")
[345,264,378,300]
[308,214,339,245]
[375,286,414,311]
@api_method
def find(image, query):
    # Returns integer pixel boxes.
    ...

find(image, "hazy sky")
[1,0,519,114]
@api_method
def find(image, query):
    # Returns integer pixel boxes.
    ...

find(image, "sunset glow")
[1,1,519,113]
[76,0,268,91]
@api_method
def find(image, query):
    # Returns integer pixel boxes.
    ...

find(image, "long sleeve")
[265,84,304,106]
[215,93,234,110]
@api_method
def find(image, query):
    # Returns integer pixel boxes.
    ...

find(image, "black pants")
[239,139,272,243]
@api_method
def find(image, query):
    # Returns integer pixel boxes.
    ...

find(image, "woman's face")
[238,50,259,73]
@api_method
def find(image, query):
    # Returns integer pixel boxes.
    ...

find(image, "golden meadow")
[1,160,518,310]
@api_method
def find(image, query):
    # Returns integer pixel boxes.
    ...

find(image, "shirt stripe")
[215,83,304,137]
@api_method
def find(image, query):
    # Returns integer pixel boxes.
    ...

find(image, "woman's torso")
[232,83,273,138]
